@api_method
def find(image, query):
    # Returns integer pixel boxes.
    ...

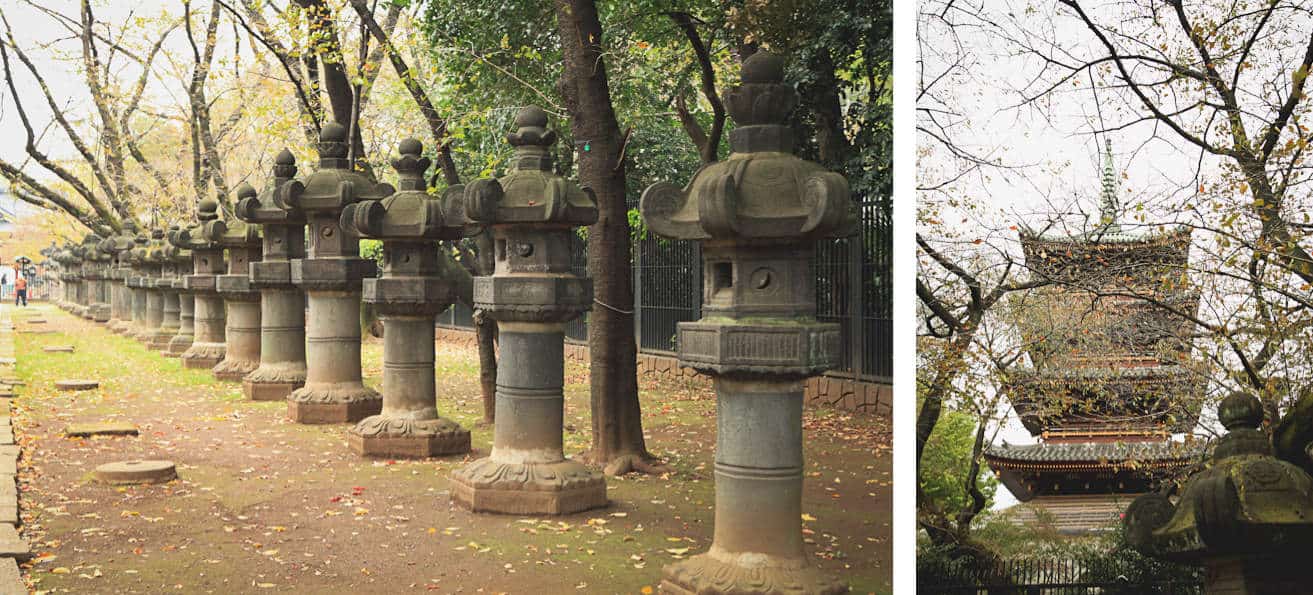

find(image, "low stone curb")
[0,306,31,593]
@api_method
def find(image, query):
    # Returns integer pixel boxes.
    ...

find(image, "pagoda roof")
[985,439,1204,468]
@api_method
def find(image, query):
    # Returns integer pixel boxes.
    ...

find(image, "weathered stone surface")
[64,422,139,437]
[282,124,382,422]
[93,460,177,485]
[288,399,380,425]
[639,52,854,595]
[55,379,98,391]
[452,109,604,514]
[0,557,24,594]
[0,525,30,561]
[241,380,302,402]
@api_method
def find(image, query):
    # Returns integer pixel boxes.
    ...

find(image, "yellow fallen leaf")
[801,513,817,522]
[51,567,70,574]
[256,583,276,589]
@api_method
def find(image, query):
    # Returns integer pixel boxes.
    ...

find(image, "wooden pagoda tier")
[987,143,1206,531]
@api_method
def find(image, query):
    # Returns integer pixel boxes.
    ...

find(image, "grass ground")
[10,302,891,594]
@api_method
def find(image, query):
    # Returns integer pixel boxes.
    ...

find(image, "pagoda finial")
[1099,137,1120,232]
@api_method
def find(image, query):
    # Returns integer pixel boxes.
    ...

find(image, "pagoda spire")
[1099,137,1120,232]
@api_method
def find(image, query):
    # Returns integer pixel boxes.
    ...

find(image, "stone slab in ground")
[20,330,53,335]
[24,319,45,325]
[93,460,176,485]
[0,525,29,561]
[42,346,74,353]
[55,379,98,391]
[0,428,14,446]
[64,422,138,437]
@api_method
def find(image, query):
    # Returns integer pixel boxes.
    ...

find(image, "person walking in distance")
[14,275,28,307]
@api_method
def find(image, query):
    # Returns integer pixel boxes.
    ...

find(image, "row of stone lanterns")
[45,52,853,594]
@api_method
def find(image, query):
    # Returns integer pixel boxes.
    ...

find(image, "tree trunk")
[554,0,662,476]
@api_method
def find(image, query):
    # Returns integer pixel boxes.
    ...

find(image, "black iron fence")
[438,194,892,382]
[919,556,1203,594]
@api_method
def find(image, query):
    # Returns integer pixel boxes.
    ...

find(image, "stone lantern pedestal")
[235,149,308,401]
[77,234,103,320]
[125,233,151,340]
[212,184,264,383]
[166,229,196,357]
[1127,392,1313,593]
[340,138,472,457]
[178,199,228,370]
[155,231,185,354]
[143,230,172,349]
[640,52,853,595]
[102,224,138,335]
[450,107,606,514]
[283,123,385,423]
[84,231,111,323]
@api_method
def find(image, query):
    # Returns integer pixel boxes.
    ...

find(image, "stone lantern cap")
[342,138,472,242]
[124,231,151,289]
[463,106,598,228]
[80,231,107,279]
[282,122,390,289]
[174,197,226,294]
[341,138,473,309]
[236,149,304,289]
[54,244,81,281]
[141,228,171,288]
[101,221,139,281]
[638,51,855,243]
[213,184,262,297]
[235,149,305,225]
[1126,391,1313,562]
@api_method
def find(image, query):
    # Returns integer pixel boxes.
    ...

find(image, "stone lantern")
[153,229,185,353]
[339,138,473,457]
[125,232,151,340]
[1126,391,1313,592]
[164,226,194,357]
[177,198,228,370]
[639,51,855,595]
[234,149,308,401]
[211,184,264,382]
[78,232,104,320]
[83,229,111,323]
[142,229,172,348]
[450,106,606,515]
[165,224,195,354]
[281,122,388,423]
[102,223,139,335]
[54,245,79,312]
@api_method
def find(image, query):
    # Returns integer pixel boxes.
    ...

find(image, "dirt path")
[12,303,891,594]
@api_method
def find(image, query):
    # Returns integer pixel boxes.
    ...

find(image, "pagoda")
[985,140,1207,534]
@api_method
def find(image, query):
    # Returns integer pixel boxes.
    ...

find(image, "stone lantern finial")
[318,122,349,168]
[1126,391,1313,591]
[273,148,298,180]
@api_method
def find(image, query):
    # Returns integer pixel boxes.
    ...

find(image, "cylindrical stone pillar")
[177,200,228,370]
[213,187,264,383]
[169,286,195,357]
[284,123,384,423]
[640,52,854,595]
[450,108,605,515]
[235,149,308,401]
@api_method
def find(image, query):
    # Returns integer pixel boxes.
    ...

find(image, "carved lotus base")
[181,343,225,369]
[662,551,847,595]
[147,331,174,351]
[348,416,470,458]
[91,305,110,322]
[167,336,193,355]
[242,380,302,402]
[160,350,181,359]
[287,384,381,424]
[212,359,259,382]
[450,458,607,515]
[288,399,381,424]
[108,320,127,334]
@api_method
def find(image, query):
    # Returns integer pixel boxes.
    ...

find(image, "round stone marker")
[55,379,98,391]
[93,460,176,485]
[42,346,74,353]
